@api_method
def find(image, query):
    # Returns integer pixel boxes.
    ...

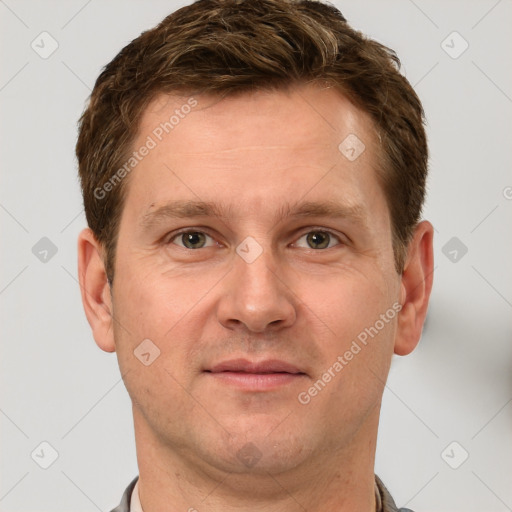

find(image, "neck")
[133,405,380,512]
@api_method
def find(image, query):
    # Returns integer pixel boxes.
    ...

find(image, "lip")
[205,358,307,391]
[208,358,304,374]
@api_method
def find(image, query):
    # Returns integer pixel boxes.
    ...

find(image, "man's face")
[109,85,402,475]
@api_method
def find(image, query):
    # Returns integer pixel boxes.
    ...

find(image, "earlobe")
[394,221,434,356]
[77,228,116,353]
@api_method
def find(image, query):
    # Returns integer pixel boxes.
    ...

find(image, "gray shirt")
[110,475,414,512]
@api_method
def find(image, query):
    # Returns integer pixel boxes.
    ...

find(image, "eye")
[294,230,342,250]
[166,228,343,251]
[169,230,216,249]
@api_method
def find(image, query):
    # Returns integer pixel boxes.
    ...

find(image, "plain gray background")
[1,0,511,510]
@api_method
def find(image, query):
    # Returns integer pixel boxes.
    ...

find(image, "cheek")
[113,253,200,335]
[111,273,202,420]
[299,281,397,430]
[301,266,397,398]
[111,256,223,391]
[306,267,393,342]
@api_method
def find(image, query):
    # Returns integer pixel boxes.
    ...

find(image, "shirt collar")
[129,474,403,512]
[130,479,144,512]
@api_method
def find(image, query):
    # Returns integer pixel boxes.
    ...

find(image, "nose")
[216,246,297,334]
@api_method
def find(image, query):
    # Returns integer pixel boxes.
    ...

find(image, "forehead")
[123,84,385,222]
[139,84,377,156]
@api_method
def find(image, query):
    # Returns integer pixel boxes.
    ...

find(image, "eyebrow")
[139,199,368,230]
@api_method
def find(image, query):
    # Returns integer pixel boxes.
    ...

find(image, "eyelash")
[166,227,346,249]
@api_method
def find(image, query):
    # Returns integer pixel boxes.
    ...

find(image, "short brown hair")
[76,0,428,282]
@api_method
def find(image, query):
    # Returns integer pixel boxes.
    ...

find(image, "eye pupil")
[307,231,330,249]
[182,232,206,249]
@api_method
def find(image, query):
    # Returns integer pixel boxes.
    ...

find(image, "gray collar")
[111,475,413,512]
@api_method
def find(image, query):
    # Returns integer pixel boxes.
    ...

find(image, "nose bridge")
[237,241,279,297]
[216,237,296,333]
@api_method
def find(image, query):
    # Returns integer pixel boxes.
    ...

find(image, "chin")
[204,421,315,475]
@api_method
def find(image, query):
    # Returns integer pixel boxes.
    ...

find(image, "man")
[76,0,433,510]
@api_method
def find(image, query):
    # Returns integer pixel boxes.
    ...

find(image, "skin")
[78,83,433,512]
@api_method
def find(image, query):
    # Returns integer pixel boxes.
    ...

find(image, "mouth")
[204,358,307,391]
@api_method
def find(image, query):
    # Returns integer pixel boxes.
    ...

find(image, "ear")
[394,220,434,356]
[77,228,116,353]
